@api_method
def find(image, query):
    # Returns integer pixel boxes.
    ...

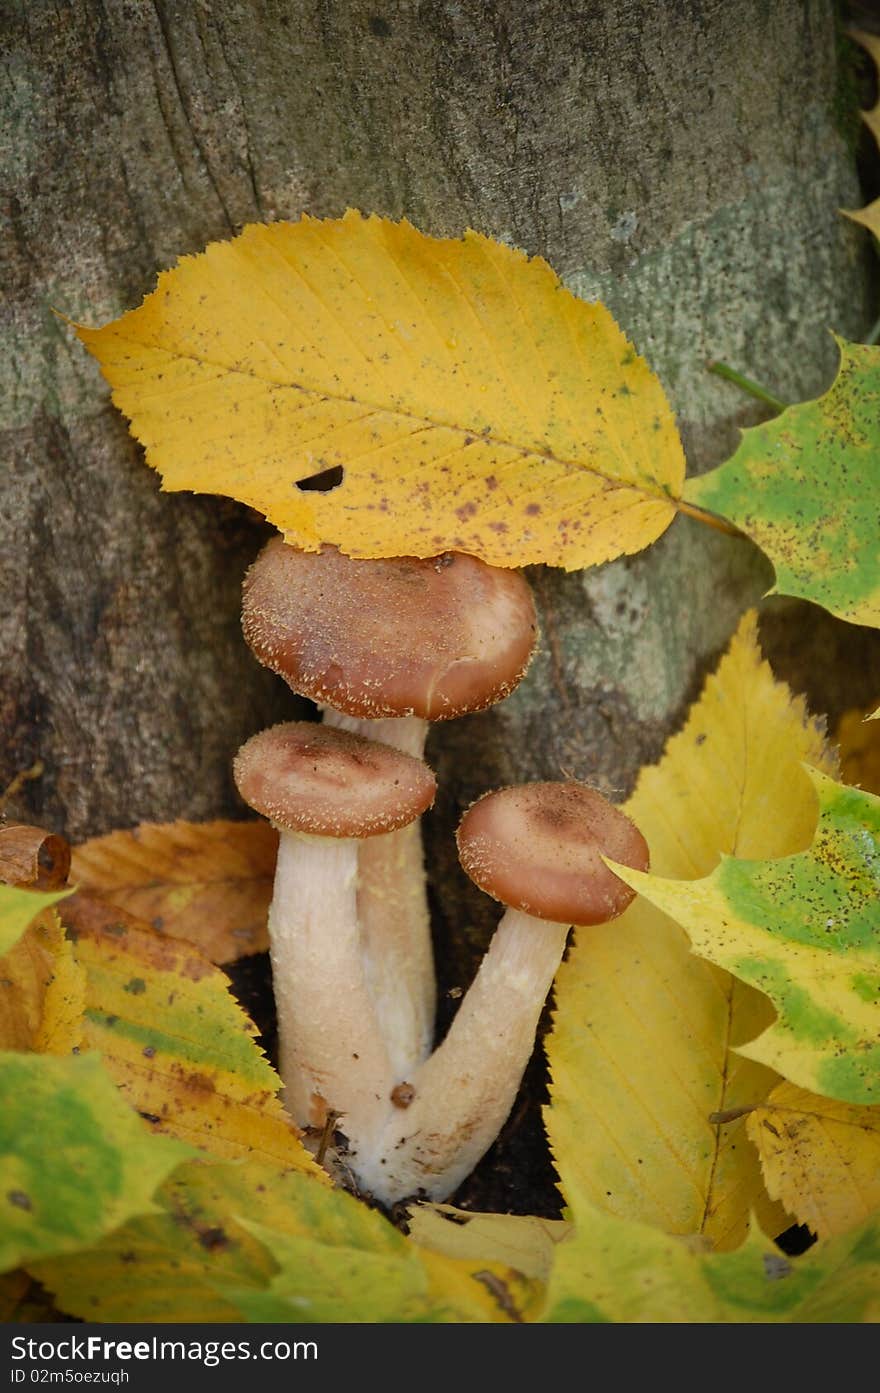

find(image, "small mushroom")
[355,782,650,1205]
[233,720,436,1155]
[241,539,538,1077]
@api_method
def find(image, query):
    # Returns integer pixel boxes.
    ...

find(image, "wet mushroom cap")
[456,782,650,925]
[234,722,436,837]
[241,539,538,720]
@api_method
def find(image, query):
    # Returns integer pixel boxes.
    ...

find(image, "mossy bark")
[3,0,878,1210]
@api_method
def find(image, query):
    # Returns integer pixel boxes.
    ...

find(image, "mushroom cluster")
[234,537,649,1205]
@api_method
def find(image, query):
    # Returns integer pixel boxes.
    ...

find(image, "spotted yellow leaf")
[60,893,322,1175]
[545,611,832,1251]
[34,1157,530,1323]
[615,770,880,1104]
[747,1082,880,1239]
[76,212,686,570]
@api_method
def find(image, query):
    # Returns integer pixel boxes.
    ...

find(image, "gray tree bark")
[3,3,878,987]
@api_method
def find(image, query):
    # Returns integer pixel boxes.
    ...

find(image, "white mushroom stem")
[270,828,395,1149]
[353,909,571,1206]
[320,707,435,1077]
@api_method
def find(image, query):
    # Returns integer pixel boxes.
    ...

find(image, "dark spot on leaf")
[124,978,147,995]
[296,465,344,492]
[7,1190,31,1211]
[199,1227,230,1252]
[138,1111,161,1125]
[142,1046,156,1059]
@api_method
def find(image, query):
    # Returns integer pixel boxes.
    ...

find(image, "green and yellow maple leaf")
[541,1186,880,1323]
[684,340,880,627]
[77,211,685,571]
[614,770,880,1104]
[545,611,832,1251]
[0,1052,191,1274]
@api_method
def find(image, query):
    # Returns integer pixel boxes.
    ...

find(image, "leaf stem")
[707,360,787,414]
[676,498,747,539]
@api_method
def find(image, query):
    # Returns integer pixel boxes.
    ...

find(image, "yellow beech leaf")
[747,1082,880,1240]
[71,820,276,965]
[60,893,322,1176]
[407,1203,569,1287]
[34,1157,531,1323]
[0,904,84,1055]
[545,611,835,1251]
[76,212,686,570]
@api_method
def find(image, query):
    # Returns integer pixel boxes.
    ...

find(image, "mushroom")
[354,781,650,1205]
[241,539,538,1078]
[232,720,436,1155]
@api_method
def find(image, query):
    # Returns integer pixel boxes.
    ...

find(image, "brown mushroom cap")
[234,722,436,837]
[242,539,538,720]
[456,782,650,925]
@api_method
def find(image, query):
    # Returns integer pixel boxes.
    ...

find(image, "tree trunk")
[3,1,878,1211]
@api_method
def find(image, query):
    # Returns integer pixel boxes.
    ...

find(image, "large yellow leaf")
[77,212,685,570]
[71,820,276,965]
[60,893,321,1176]
[34,1157,531,1323]
[545,611,835,1251]
[747,1082,880,1239]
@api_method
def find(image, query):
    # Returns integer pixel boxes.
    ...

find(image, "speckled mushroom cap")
[234,722,436,837]
[456,782,650,925]
[241,539,538,720]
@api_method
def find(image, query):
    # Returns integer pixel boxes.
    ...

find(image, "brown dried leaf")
[71,820,277,965]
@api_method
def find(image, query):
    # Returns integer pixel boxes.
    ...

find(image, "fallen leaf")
[77,212,685,570]
[0,1051,191,1273]
[747,1082,880,1239]
[407,1203,569,1286]
[545,611,831,1250]
[684,340,880,627]
[71,820,276,964]
[34,1156,530,1323]
[540,1183,880,1322]
[615,769,880,1104]
[60,893,322,1174]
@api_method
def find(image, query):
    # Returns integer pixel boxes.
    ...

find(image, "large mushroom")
[241,539,538,1078]
[233,719,436,1154]
[354,781,650,1205]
